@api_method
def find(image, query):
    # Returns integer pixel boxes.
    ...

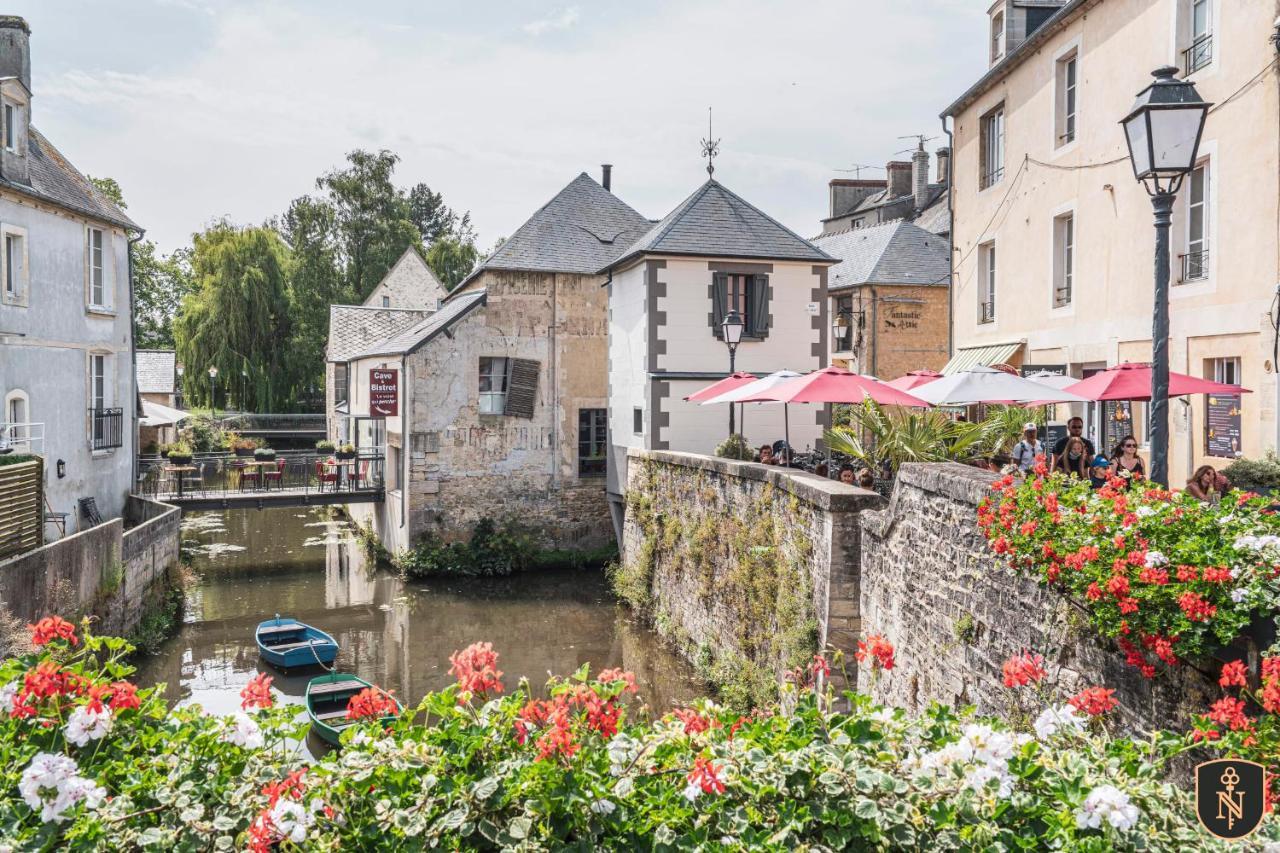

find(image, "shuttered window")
[479,357,539,418]
[504,359,540,419]
[710,273,770,339]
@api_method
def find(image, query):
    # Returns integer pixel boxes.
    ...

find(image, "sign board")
[1103,399,1133,453]
[1021,363,1067,377]
[1205,394,1242,458]
[1043,422,1068,452]
[806,302,821,316]
[369,369,399,418]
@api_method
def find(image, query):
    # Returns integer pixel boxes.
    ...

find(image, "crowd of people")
[754,441,878,490]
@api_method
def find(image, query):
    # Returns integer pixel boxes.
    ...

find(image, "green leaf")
[507,816,532,839]
[854,798,880,820]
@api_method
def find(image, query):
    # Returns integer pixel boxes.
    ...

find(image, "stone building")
[819,143,951,237]
[135,349,178,451]
[603,177,836,534]
[944,0,1280,480]
[813,220,951,379]
[339,171,650,554]
[0,16,142,534]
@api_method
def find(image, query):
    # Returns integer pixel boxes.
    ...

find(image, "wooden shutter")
[710,272,727,338]
[750,274,770,337]
[504,358,540,419]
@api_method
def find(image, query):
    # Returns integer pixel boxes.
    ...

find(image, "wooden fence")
[0,456,43,560]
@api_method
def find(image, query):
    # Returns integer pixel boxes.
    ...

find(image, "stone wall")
[0,495,180,637]
[621,449,883,698]
[859,463,1216,733]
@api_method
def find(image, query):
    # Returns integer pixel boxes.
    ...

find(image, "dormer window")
[990,10,1005,63]
[3,103,15,152]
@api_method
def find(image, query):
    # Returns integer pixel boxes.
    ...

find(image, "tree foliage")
[426,235,481,291]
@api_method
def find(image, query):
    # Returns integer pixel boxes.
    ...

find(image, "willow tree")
[174,222,295,412]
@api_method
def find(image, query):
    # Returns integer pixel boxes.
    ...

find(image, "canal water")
[134,507,703,734]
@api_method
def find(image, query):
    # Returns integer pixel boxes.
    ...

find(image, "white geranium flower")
[219,712,264,749]
[606,733,639,776]
[64,705,113,748]
[1075,784,1141,832]
[870,709,896,725]
[18,753,105,823]
[612,776,634,798]
[1143,551,1168,567]
[1231,588,1248,604]
[1033,704,1086,740]
[1230,565,1242,579]
[1217,514,1236,525]
[589,798,616,816]
[0,682,17,714]
[1135,506,1156,518]
[961,763,1013,798]
[682,781,703,802]
[268,800,313,844]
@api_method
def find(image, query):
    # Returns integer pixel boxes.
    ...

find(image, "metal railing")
[1182,34,1212,76]
[1054,285,1072,308]
[217,413,327,433]
[1180,250,1209,283]
[980,165,1004,190]
[0,421,44,455]
[136,448,386,501]
[90,408,123,450]
[979,302,996,324]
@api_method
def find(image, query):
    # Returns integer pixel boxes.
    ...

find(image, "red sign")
[370,369,399,417]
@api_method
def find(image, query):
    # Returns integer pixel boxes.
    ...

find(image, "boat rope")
[307,639,336,673]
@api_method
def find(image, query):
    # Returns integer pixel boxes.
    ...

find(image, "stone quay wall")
[859,463,1216,733]
[0,495,181,637]
[620,449,884,695]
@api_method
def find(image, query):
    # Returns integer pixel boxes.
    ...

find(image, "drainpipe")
[870,286,879,378]
[1273,17,1280,455]
[400,357,409,531]
[127,229,145,496]
[550,274,560,492]
[940,115,955,360]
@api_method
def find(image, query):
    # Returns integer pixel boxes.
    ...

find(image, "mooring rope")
[307,639,336,673]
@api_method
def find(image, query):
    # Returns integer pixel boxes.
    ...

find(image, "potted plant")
[232,437,258,458]
[335,443,357,461]
[315,439,336,453]
[166,443,193,466]
[254,447,276,462]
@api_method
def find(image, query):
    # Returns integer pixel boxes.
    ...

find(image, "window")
[633,407,643,435]
[87,227,105,307]
[3,104,14,152]
[1210,357,1239,386]
[91,354,106,414]
[387,445,401,492]
[978,242,996,323]
[1055,52,1078,146]
[1184,0,1212,75]
[1182,161,1209,282]
[711,273,770,339]
[88,354,122,450]
[4,389,27,446]
[381,296,390,307]
[478,357,510,415]
[980,105,1005,189]
[1053,213,1074,307]
[990,11,1005,63]
[334,363,348,407]
[834,294,855,352]
[1,230,23,303]
[578,409,607,476]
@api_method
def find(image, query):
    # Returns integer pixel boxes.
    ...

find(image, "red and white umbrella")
[744,366,929,407]
[683,372,757,403]
[1064,362,1251,401]
[883,370,943,392]
[912,366,1090,406]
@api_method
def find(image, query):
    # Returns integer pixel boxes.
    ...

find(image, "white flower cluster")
[903,723,1029,799]
[0,681,17,714]
[1142,550,1168,568]
[64,705,113,748]
[18,753,106,823]
[1135,506,1157,519]
[1075,784,1141,832]
[1233,533,1280,553]
[589,798,616,816]
[606,733,641,777]
[269,800,315,844]
[1032,704,1087,740]
[219,712,264,749]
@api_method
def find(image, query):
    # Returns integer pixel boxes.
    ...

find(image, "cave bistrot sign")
[370,368,399,417]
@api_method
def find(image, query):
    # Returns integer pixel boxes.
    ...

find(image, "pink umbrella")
[1064,362,1251,401]
[683,372,757,402]
[883,370,943,392]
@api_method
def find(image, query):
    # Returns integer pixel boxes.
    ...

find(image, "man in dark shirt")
[1052,416,1096,461]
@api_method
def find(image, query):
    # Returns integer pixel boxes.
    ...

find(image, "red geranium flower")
[345,687,398,720]
[1176,565,1199,582]
[1178,592,1217,622]
[29,616,77,647]
[1219,660,1248,689]
[1001,651,1046,688]
[596,668,639,694]
[1068,686,1118,716]
[1203,566,1232,583]
[240,672,274,711]
[686,756,726,795]
[448,642,504,698]
[855,635,895,672]
[108,681,140,712]
[1207,696,1253,731]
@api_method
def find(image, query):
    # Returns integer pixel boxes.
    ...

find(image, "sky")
[9,0,989,254]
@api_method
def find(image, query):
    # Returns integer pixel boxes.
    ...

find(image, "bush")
[1222,451,1280,493]
[4,620,1274,850]
[165,442,193,459]
[0,453,37,467]
[180,415,225,453]
[714,433,755,461]
[314,439,335,452]
[397,518,537,578]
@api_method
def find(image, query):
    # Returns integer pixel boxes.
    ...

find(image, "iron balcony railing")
[980,165,1004,190]
[979,302,996,324]
[135,448,386,501]
[90,408,123,451]
[1180,250,1209,283]
[1054,285,1072,308]
[1183,34,1212,76]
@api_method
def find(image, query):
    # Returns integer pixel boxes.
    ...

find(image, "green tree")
[408,182,473,245]
[87,175,126,209]
[281,196,345,403]
[426,236,481,291]
[174,222,295,411]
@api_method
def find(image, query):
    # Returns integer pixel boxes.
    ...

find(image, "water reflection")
[135,507,703,725]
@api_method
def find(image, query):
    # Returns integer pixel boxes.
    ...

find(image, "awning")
[941,341,1024,375]
[140,400,191,427]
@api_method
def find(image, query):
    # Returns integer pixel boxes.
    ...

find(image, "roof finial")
[700,107,720,179]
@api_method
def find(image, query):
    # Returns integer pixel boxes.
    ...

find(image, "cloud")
[522,7,579,36]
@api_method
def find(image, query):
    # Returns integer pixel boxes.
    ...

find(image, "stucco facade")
[363,247,446,309]
[947,0,1280,482]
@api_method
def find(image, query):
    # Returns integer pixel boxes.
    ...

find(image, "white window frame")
[88,352,109,450]
[980,104,1005,190]
[86,226,110,311]
[1054,49,1079,149]
[1184,159,1209,283]
[478,356,510,415]
[3,388,29,447]
[1052,210,1075,310]
[3,103,14,153]
[0,223,27,306]
[978,241,997,324]
[1173,0,1218,79]
[990,10,1005,64]
[1210,356,1240,386]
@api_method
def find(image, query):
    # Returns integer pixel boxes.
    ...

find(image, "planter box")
[167,454,193,466]
[335,450,356,461]
[254,452,276,462]
[234,447,255,458]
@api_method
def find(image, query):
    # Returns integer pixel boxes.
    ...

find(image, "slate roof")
[459,173,650,287]
[913,195,952,237]
[327,306,433,362]
[822,184,947,224]
[0,128,140,231]
[350,290,487,359]
[136,350,175,394]
[812,220,950,291]
[603,180,833,272]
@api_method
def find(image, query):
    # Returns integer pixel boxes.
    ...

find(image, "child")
[1089,454,1110,490]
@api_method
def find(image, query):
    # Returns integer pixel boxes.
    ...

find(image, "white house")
[0,16,141,534]
[602,178,835,528]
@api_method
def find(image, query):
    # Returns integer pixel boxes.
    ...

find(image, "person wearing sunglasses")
[1109,434,1145,481]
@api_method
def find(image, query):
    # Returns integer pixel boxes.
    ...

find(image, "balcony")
[979,302,996,324]
[1180,250,1209,284]
[1182,34,1212,76]
[1053,285,1072,308]
[979,166,1004,191]
[90,407,123,451]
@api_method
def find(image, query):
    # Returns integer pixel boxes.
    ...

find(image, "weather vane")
[700,107,720,178]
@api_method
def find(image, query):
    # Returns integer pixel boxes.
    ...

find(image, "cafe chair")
[265,458,285,491]
[315,460,339,492]
[240,463,261,492]
[347,459,368,491]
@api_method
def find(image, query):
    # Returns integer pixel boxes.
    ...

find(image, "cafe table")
[162,465,197,499]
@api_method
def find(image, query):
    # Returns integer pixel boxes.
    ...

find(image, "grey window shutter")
[750,274,770,337]
[504,358,539,419]
[711,272,727,338]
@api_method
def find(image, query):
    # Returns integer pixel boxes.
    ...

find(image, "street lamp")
[1120,66,1211,486]
[208,366,219,418]
[721,310,745,435]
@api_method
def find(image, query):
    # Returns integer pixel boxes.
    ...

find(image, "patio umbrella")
[1063,362,1251,401]
[701,371,803,447]
[140,400,191,427]
[912,366,1090,406]
[683,372,757,403]
[883,370,943,392]
[1023,371,1079,391]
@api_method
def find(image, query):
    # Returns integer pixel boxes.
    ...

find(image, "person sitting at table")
[838,464,856,485]
[1186,465,1219,502]
[1089,454,1111,489]
[757,444,774,465]
[856,468,876,490]
[1052,436,1090,479]
[1110,435,1145,481]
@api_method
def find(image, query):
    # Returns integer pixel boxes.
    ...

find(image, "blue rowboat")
[255,616,338,670]
[306,672,402,748]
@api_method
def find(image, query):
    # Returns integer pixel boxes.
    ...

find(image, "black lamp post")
[1120,66,1211,486]
[208,366,219,418]
[721,310,745,435]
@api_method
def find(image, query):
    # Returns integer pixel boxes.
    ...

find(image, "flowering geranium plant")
[978,462,1280,675]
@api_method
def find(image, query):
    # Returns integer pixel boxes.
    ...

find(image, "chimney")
[912,145,930,212]
[601,164,612,193]
[0,16,30,93]
[886,161,912,199]
[936,147,951,185]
